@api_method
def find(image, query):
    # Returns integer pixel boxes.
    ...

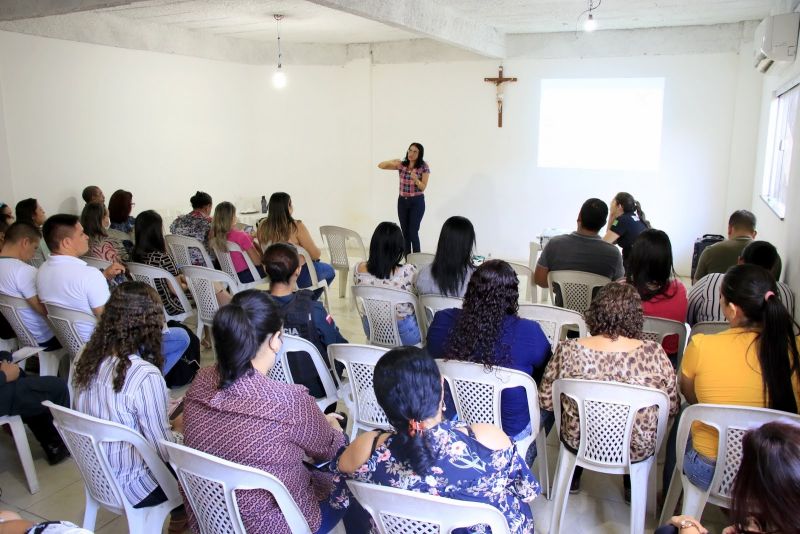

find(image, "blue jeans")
[515,409,555,465]
[683,438,716,491]
[361,314,421,346]
[397,195,425,254]
[298,260,336,300]
[161,327,190,376]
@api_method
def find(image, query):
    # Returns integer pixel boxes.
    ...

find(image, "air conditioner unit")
[754,13,800,73]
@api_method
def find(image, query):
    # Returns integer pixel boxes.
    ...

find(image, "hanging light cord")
[575,0,601,32]
[275,15,283,68]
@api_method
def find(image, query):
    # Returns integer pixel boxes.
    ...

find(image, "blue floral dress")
[332,420,540,533]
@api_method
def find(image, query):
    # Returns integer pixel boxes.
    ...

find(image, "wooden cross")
[484,65,517,128]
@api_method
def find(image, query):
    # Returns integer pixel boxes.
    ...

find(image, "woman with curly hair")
[72,282,185,526]
[538,282,678,498]
[427,260,551,444]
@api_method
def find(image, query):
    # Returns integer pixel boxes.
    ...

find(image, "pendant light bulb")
[272,67,287,89]
[584,13,597,32]
[272,14,287,89]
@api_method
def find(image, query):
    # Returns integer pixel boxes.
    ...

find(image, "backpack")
[164,321,201,388]
[691,234,725,279]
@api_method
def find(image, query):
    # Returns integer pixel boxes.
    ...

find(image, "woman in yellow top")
[680,263,800,490]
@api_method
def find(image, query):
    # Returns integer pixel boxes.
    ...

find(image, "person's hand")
[610,200,623,220]
[103,262,126,280]
[325,412,344,431]
[0,361,20,382]
[670,515,708,534]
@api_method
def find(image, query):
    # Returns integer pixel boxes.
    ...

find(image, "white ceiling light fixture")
[578,0,601,33]
[272,14,287,89]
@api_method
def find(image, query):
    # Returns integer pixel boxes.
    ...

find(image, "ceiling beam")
[0,0,150,22]
[306,0,506,58]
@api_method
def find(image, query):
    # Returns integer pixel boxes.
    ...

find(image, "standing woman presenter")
[378,142,430,255]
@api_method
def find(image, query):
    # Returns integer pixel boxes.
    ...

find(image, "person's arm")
[133,369,175,462]
[668,515,708,534]
[693,249,711,284]
[289,389,347,461]
[425,309,456,358]
[312,302,347,345]
[603,229,620,244]
[24,295,47,317]
[378,159,402,170]
[295,221,321,260]
[102,262,126,280]
[679,337,701,405]
[87,270,111,318]
[337,429,383,475]
[0,361,20,385]
[238,234,263,266]
[91,305,104,317]
[411,169,430,192]
[534,265,550,289]
[537,344,563,413]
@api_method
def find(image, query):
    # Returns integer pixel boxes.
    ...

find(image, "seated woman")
[72,282,184,526]
[334,346,541,534]
[626,229,687,363]
[603,192,650,266]
[427,260,551,446]
[679,264,800,492]
[353,222,420,346]
[169,191,214,266]
[257,192,335,300]
[81,201,128,261]
[538,282,678,497]
[210,201,265,284]
[15,197,47,266]
[183,290,358,534]
[414,215,476,297]
[108,189,136,255]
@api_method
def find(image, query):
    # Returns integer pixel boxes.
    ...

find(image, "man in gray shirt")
[534,198,625,292]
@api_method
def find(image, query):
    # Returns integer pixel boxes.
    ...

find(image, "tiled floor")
[0,273,730,533]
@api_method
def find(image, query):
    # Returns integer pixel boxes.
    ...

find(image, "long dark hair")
[108,190,133,223]
[257,192,297,246]
[614,192,650,228]
[213,290,283,389]
[626,229,677,301]
[80,202,108,239]
[430,216,475,297]
[15,198,38,227]
[366,222,405,279]
[731,421,800,534]
[132,210,167,261]
[373,347,442,475]
[73,282,164,393]
[721,264,800,414]
[401,142,425,170]
[445,260,518,369]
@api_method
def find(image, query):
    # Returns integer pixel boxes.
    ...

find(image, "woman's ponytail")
[760,292,800,413]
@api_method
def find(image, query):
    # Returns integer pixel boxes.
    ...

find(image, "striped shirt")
[687,273,795,326]
[73,354,176,504]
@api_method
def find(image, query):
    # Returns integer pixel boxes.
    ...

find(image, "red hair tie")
[408,420,424,437]
[765,291,776,302]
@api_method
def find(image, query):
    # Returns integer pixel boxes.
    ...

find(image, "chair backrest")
[351,285,425,348]
[418,294,463,329]
[44,303,96,357]
[80,256,112,271]
[547,270,611,313]
[181,266,238,326]
[528,242,541,272]
[347,480,512,534]
[211,243,242,287]
[165,234,214,268]
[551,379,669,469]
[126,262,194,323]
[517,303,587,347]
[642,316,690,364]
[507,261,534,302]
[405,252,435,267]
[319,225,366,271]
[436,360,541,460]
[107,228,131,242]
[0,294,40,349]
[294,245,324,292]
[162,440,311,534]
[328,343,391,431]
[43,401,179,517]
[690,321,729,338]
[268,334,338,411]
[674,404,800,506]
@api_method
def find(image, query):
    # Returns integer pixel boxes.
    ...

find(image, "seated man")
[263,242,347,399]
[534,198,624,305]
[81,185,105,205]
[688,240,794,325]
[0,222,61,351]
[1,351,70,465]
[693,209,762,283]
[36,214,189,375]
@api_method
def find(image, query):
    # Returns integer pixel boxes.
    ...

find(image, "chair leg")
[82,488,100,531]
[680,477,710,522]
[39,349,64,377]
[8,417,39,494]
[337,268,348,298]
[629,460,653,534]
[536,428,550,499]
[548,447,576,534]
[659,466,682,526]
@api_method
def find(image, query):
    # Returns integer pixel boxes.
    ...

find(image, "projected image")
[538,78,665,171]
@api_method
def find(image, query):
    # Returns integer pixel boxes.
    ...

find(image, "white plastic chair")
[181,266,238,340]
[351,285,425,348]
[295,245,329,308]
[642,316,690,367]
[319,225,366,299]
[327,343,390,440]
[659,404,800,525]
[689,321,729,338]
[79,256,112,271]
[126,262,194,324]
[418,294,463,330]
[165,234,214,268]
[0,415,39,494]
[161,440,312,534]
[529,243,545,304]
[508,261,535,303]
[347,480,512,534]
[405,252,435,267]
[517,304,587,348]
[44,303,97,356]
[548,379,669,534]
[547,270,611,313]
[212,241,267,291]
[436,359,550,498]
[43,401,181,533]
[268,334,339,412]
[0,294,65,375]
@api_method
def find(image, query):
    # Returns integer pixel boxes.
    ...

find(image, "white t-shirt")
[37,255,109,342]
[0,257,55,343]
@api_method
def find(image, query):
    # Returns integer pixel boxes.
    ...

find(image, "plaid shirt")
[398,162,430,196]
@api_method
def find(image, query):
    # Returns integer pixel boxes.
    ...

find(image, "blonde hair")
[211,201,236,252]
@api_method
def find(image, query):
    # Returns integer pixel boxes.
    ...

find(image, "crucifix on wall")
[484,65,517,127]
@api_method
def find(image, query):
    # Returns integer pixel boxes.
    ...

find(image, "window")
[537,78,665,171]
[762,83,799,220]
